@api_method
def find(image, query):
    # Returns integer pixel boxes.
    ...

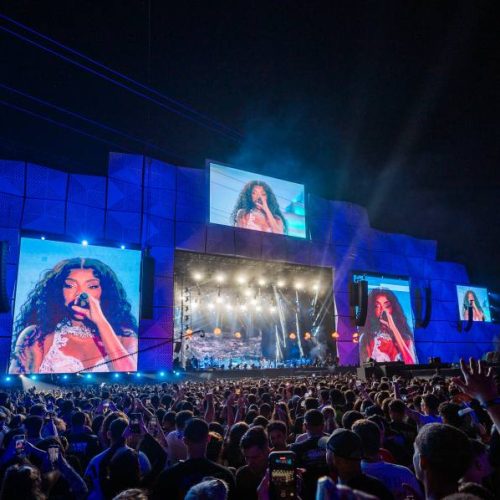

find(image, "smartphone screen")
[130,413,141,433]
[14,435,25,455]
[269,451,296,499]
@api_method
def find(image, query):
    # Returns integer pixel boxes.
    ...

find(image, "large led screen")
[354,273,418,365]
[209,161,306,238]
[9,237,141,374]
[174,251,335,369]
[456,285,491,322]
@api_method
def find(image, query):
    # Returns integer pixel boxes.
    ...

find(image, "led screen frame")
[206,159,308,239]
[352,271,418,365]
[9,233,143,374]
[456,284,491,322]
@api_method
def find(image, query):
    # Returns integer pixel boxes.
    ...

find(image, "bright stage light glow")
[258,278,266,286]
[277,280,285,288]
[312,283,320,291]
[191,301,198,309]
[294,282,303,290]
[270,305,277,313]
[114,373,120,379]
[252,297,258,305]
[85,374,92,380]
[136,372,142,378]
[256,305,262,312]
[62,374,68,380]
[81,240,88,247]
[159,371,166,377]
[225,303,232,310]
[215,273,225,283]
[4,376,11,382]
[41,235,46,240]
[214,327,222,335]
[243,288,252,297]
[234,331,242,338]
[239,303,247,311]
[236,275,246,285]
[216,296,223,304]
[193,272,203,281]
[207,302,215,310]
[31,375,38,381]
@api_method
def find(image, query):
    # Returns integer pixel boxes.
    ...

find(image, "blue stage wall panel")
[68,174,106,208]
[143,187,176,219]
[0,228,20,265]
[144,157,176,190]
[104,210,142,244]
[206,224,236,256]
[175,222,206,252]
[286,238,311,266]
[66,203,105,241]
[0,160,25,196]
[149,245,175,278]
[153,276,174,308]
[142,214,175,248]
[261,234,288,261]
[234,228,263,260]
[108,152,143,185]
[26,163,68,200]
[107,178,142,212]
[0,193,23,228]
[22,199,66,234]
[138,339,173,371]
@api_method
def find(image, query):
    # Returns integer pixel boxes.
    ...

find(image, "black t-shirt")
[290,435,330,500]
[153,457,236,500]
[345,472,394,500]
[235,465,265,500]
[64,431,101,469]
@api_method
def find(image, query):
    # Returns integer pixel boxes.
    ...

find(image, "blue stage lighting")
[62,374,68,380]
[159,371,166,377]
[5,376,11,382]
[31,375,37,381]
[174,371,180,377]
[85,373,92,380]
[120,245,125,250]
[113,373,120,379]
[81,239,89,246]
[135,372,142,378]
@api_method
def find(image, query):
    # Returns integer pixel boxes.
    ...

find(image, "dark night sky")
[1,1,499,291]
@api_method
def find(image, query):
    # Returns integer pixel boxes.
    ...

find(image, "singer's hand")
[72,294,108,327]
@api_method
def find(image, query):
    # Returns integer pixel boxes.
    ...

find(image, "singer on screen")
[462,289,485,321]
[359,288,417,364]
[9,258,138,374]
[231,180,287,234]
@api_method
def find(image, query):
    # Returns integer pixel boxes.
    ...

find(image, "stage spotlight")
[193,272,203,281]
[256,305,262,312]
[304,332,311,340]
[41,235,46,240]
[191,301,198,310]
[31,375,38,381]
[120,245,126,250]
[234,331,242,339]
[269,305,277,313]
[289,332,297,340]
[214,327,222,335]
[239,303,247,311]
[207,302,215,310]
[331,331,340,339]
[312,283,320,291]
[4,376,11,382]
[277,280,285,288]
[113,373,120,379]
[215,273,225,283]
[136,372,142,378]
[258,278,266,286]
[81,240,89,247]
[62,374,68,380]
[85,374,92,380]
[251,297,258,305]
[294,282,303,290]
[185,328,193,337]
[174,371,181,377]
[243,288,252,297]
[216,296,223,304]
[159,371,166,377]
[225,303,232,310]
[236,275,246,285]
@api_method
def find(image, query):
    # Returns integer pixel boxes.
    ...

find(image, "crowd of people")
[0,358,498,499]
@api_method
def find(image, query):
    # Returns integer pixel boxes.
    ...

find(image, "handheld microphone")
[76,292,89,308]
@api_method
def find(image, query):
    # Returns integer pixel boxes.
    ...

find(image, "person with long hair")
[359,288,417,365]
[9,257,138,374]
[231,180,287,234]
[462,289,485,321]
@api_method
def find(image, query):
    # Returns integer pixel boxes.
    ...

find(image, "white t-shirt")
[166,430,188,465]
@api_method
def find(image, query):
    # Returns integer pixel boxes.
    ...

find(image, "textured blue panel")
[26,163,68,200]
[153,277,173,308]
[404,236,437,260]
[430,301,458,321]
[139,308,172,338]
[175,222,206,252]
[22,199,65,233]
[286,238,311,265]
[108,152,143,184]
[309,244,335,268]
[261,233,287,261]
[105,211,141,244]
[425,261,469,283]
[68,174,106,208]
[5,263,16,298]
[144,187,176,218]
[332,223,357,246]
[0,160,25,195]
[308,194,333,221]
[370,251,409,276]
[149,246,174,278]
[0,314,13,338]
[138,339,172,371]
[0,228,20,265]
[429,279,458,302]
[175,196,206,223]
[335,292,350,318]
[309,217,333,243]
[142,214,174,247]
[66,202,105,240]
[234,228,263,259]
[337,341,359,366]
[331,201,369,228]
[206,224,235,256]
[406,257,427,279]
[144,157,176,190]
[176,166,205,195]
[108,178,142,212]
[0,193,23,228]
[0,337,12,372]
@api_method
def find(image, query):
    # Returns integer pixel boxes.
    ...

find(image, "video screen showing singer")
[9,258,138,374]
[231,180,287,234]
[461,289,485,322]
[359,288,417,365]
